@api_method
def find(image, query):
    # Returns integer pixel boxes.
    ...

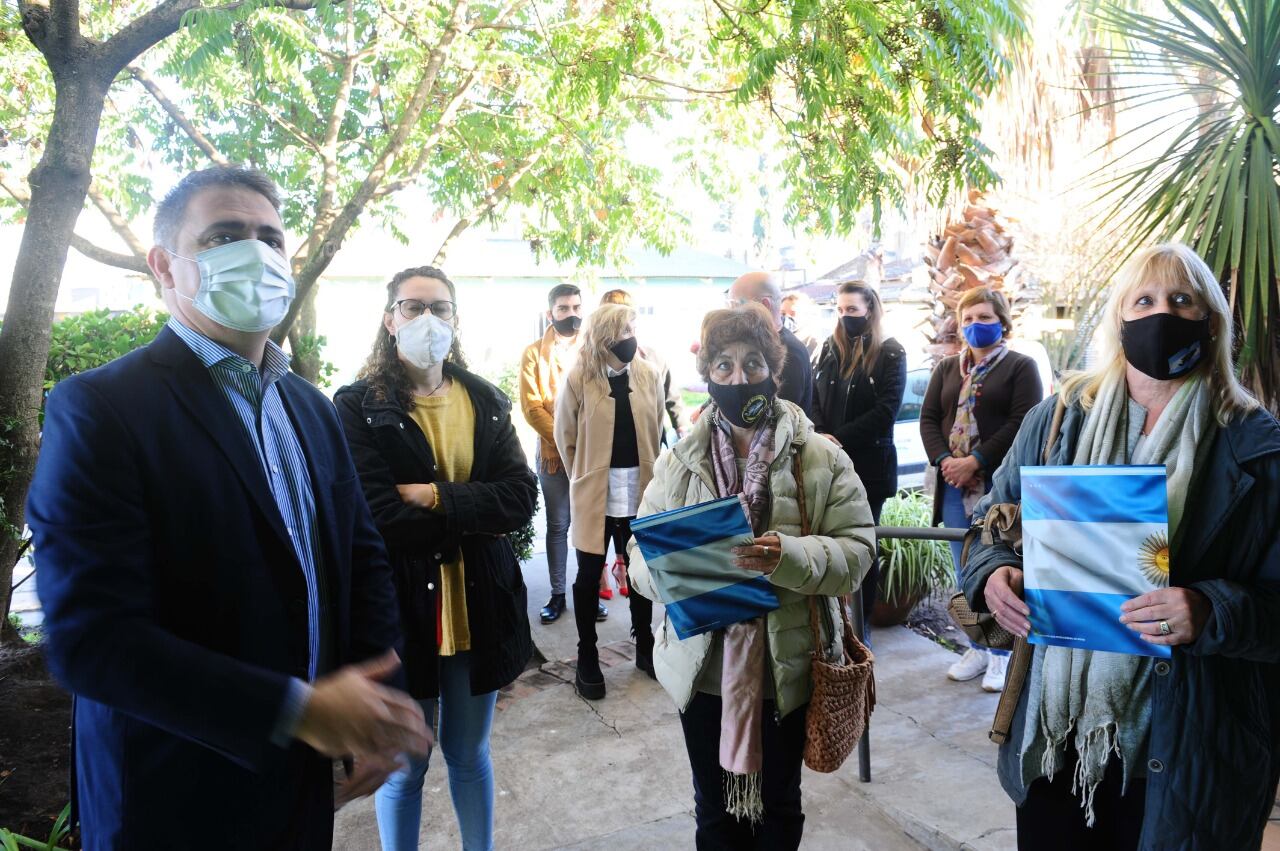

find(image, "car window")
[898,367,930,422]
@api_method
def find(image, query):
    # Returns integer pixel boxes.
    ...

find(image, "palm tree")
[1093,0,1280,411]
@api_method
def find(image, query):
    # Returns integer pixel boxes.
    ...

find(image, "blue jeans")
[942,481,1007,657]
[538,461,571,595]
[374,652,498,851]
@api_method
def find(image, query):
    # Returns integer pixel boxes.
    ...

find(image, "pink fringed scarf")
[709,408,778,824]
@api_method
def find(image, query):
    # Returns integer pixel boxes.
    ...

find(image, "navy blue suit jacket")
[27,326,401,850]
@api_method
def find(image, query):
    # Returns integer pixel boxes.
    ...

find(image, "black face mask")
[840,315,870,338]
[707,376,776,428]
[609,337,638,364]
[552,315,581,336]
[1120,312,1212,380]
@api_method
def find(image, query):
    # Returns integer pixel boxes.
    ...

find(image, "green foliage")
[0,803,73,850]
[290,334,338,388]
[44,306,167,392]
[1093,0,1280,407]
[482,363,538,563]
[877,490,954,601]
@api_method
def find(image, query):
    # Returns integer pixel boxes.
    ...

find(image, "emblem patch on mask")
[741,394,769,424]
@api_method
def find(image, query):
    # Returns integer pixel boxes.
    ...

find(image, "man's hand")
[295,651,432,759]
[819,433,841,446]
[334,752,406,810]
[396,483,436,510]
[1120,587,1211,646]
[983,565,1030,636]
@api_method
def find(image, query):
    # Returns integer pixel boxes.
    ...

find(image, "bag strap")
[793,446,854,661]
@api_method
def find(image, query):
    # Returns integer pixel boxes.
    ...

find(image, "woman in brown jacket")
[920,286,1042,692]
[554,303,666,700]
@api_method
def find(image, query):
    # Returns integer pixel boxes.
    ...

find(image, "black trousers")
[573,515,654,651]
[1016,754,1146,851]
[678,692,807,851]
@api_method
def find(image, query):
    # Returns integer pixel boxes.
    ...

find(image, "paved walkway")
[332,543,1020,850]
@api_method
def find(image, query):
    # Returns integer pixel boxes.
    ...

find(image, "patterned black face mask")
[707,376,776,428]
[1120,312,1211,380]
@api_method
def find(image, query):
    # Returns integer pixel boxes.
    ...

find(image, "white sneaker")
[947,647,988,682]
[982,652,1008,692]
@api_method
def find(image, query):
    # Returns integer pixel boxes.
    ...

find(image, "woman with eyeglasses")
[554,302,666,700]
[812,282,907,616]
[335,266,537,851]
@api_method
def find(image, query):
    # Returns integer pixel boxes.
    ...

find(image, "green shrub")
[877,490,954,601]
[44,305,167,391]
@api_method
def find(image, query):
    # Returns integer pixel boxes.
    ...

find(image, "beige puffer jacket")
[628,400,876,719]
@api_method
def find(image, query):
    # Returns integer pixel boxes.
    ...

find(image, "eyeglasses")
[395,299,456,321]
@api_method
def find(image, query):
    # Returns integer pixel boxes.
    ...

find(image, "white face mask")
[169,240,295,333]
[394,313,454,369]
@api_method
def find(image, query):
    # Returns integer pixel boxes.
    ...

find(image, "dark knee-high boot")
[572,582,606,699]
[629,587,656,679]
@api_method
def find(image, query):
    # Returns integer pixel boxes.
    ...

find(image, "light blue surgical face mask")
[167,239,295,333]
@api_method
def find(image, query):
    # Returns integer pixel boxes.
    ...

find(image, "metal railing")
[847,525,967,783]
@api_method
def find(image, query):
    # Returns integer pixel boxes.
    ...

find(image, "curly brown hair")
[357,266,468,410]
[696,303,786,381]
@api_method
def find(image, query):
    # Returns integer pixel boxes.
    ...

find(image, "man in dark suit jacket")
[727,271,815,417]
[27,166,431,850]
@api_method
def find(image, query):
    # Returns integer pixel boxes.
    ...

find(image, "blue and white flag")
[1021,465,1172,658]
[631,496,780,640]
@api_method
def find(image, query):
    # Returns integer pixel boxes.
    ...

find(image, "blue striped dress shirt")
[167,319,327,682]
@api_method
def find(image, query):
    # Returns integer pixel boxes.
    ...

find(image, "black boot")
[630,589,656,680]
[540,593,566,624]
[572,584,606,700]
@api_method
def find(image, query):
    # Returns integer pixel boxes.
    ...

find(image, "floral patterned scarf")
[948,344,1008,513]
[708,405,778,824]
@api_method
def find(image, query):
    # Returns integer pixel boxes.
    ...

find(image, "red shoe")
[612,556,630,597]
[598,572,613,600]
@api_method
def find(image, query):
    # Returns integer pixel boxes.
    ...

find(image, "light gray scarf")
[1020,374,1213,824]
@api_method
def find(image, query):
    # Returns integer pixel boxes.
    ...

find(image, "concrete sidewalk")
[331,542,1019,850]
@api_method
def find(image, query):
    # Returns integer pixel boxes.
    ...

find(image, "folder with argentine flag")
[630,495,780,640]
[1021,465,1172,658]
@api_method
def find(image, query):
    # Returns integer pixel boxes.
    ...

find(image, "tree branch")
[69,234,153,275]
[18,0,83,60]
[95,1,199,77]
[273,0,472,343]
[246,95,324,153]
[129,64,231,166]
[433,152,540,265]
[0,170,155,280]
[373,67,480,199]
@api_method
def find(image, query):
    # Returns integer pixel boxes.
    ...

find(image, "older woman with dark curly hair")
[628,303,876,850]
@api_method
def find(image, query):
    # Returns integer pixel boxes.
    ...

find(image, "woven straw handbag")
[792,452,876,773]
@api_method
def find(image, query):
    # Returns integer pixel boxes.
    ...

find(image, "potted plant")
[870,490,954,627]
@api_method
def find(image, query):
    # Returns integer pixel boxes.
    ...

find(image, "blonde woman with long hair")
[963,243,1280,850]
[554,303,666,700]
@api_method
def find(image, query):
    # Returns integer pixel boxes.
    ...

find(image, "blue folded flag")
[631,496,780,640]
[1021,465,1172,658]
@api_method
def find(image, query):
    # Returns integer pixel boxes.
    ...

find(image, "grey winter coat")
[964,394,1280,851]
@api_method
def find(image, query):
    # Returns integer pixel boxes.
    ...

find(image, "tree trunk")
[286,282,321,383]
[0,74,110,646]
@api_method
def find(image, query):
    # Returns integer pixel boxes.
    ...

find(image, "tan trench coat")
[554,357,665,554]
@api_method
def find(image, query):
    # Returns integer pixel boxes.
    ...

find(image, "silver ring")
[1159,620,1171,636]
